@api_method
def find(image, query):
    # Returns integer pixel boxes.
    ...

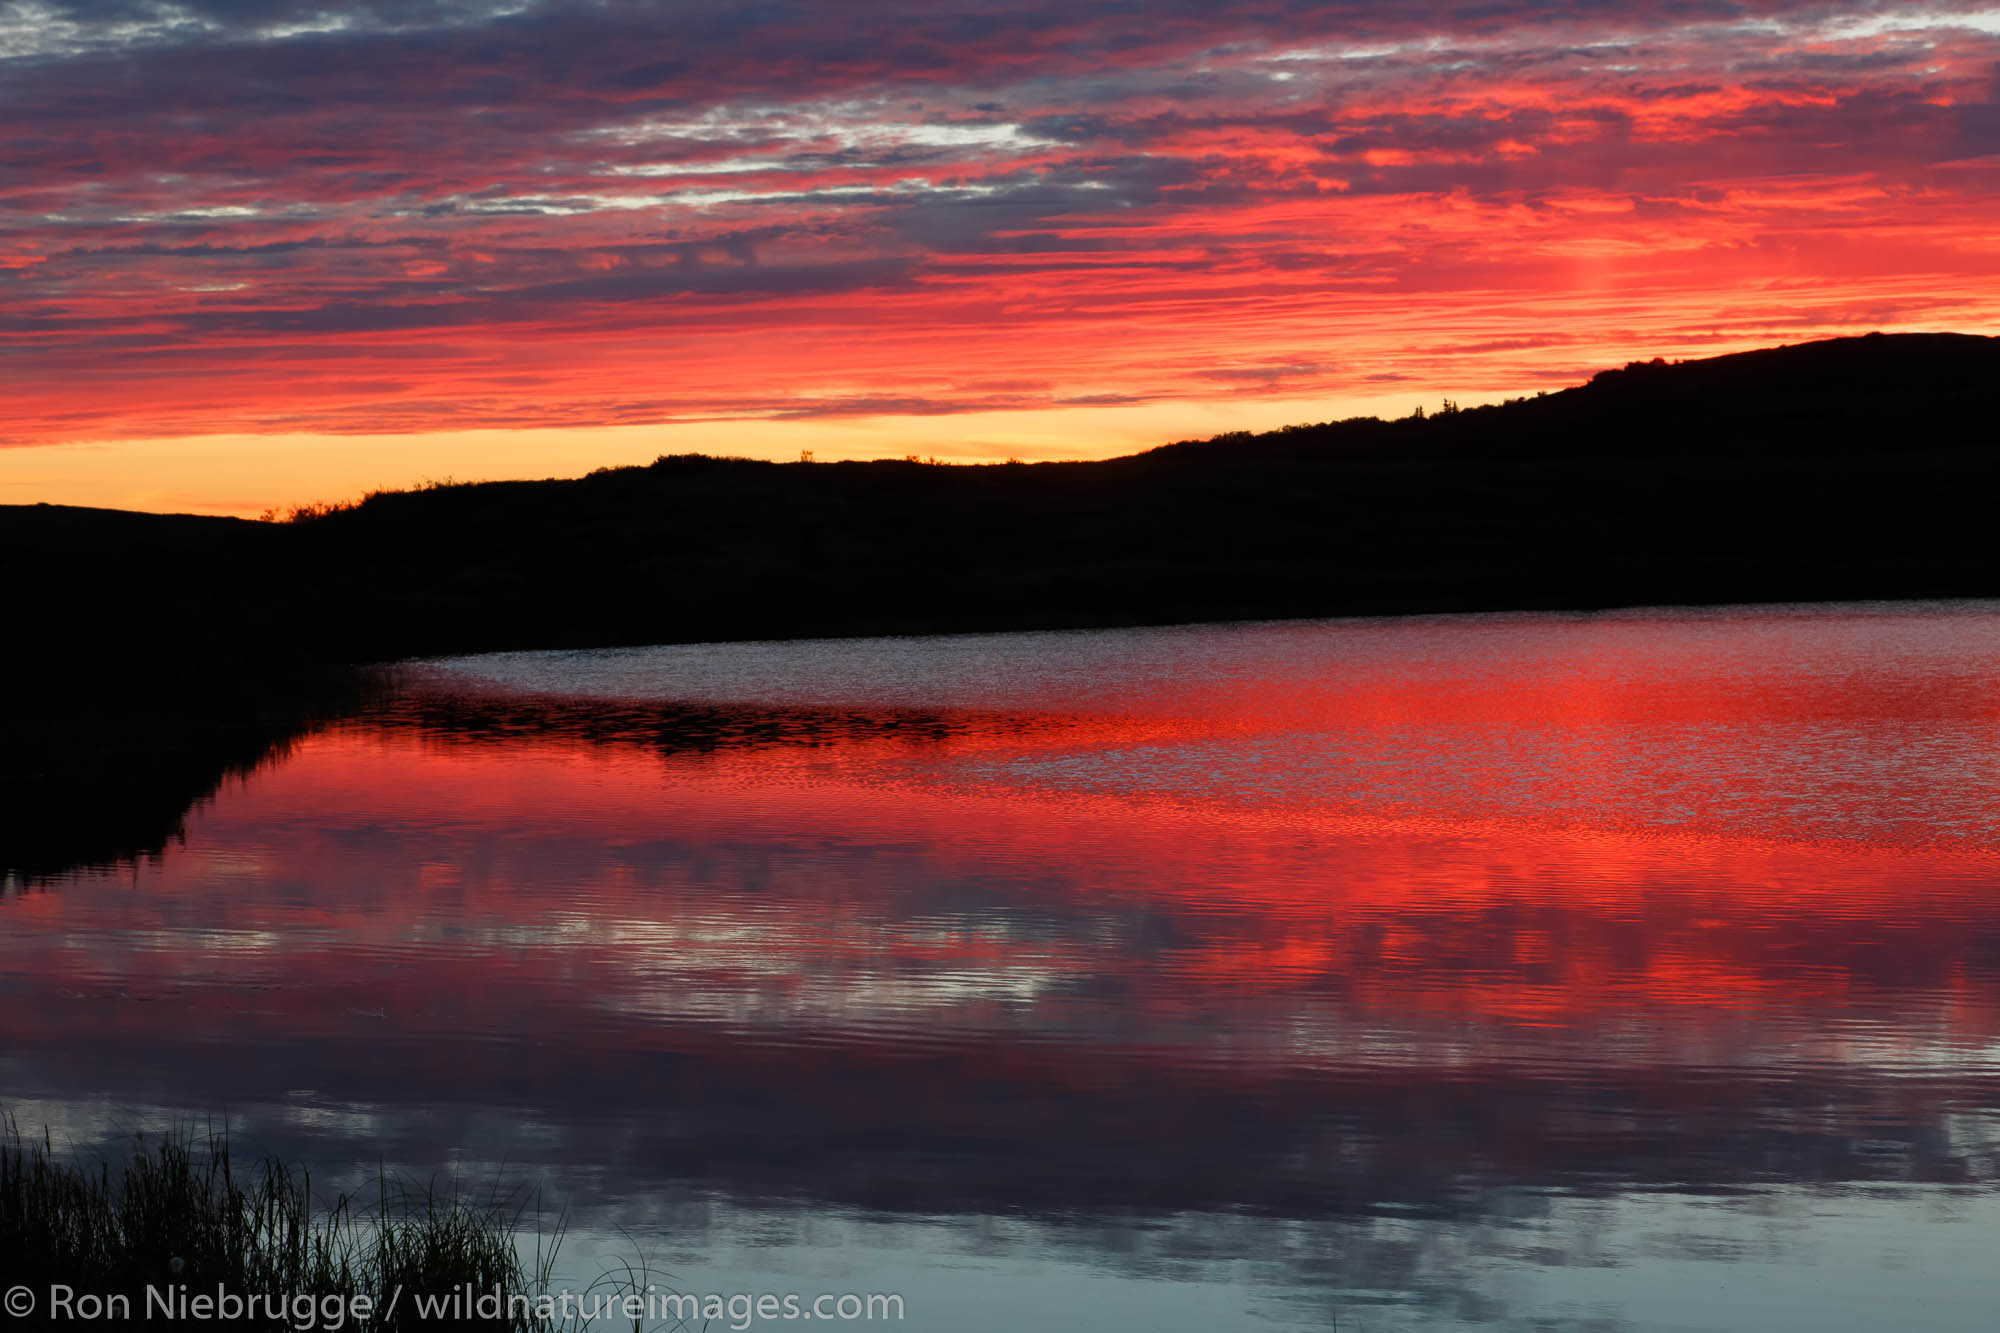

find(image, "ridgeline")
[7,331,1998,683]
[7,331,1996,880]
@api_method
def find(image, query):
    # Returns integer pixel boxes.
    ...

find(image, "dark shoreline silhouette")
[0,668,372,887]
[4,331,1995,879]
[6,332,1997,682]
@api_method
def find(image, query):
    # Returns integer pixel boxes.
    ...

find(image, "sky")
[3,0,1999,516]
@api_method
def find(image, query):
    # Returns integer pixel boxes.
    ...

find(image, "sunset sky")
[4,0,1999,515]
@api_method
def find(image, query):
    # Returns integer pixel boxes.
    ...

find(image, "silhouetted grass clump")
[0,1119,561,1330]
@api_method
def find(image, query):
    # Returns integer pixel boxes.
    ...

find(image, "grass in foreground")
[0,1118,565,1330]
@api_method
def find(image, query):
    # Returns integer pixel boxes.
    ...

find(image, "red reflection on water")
[7,613,2000,1214]
[5,718,1997,1067]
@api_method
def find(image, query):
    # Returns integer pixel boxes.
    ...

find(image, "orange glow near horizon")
[4,2,2000,515]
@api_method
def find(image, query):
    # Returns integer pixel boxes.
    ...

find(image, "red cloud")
[2,2,1998,448]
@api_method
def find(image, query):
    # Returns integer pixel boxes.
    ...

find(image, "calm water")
[8,604,2000,1330]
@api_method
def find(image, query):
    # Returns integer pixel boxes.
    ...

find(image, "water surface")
[7,604,2000,1330]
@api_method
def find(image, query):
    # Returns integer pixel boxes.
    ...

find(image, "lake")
[7,603,2000,1331]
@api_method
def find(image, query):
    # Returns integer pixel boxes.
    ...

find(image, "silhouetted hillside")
[6,332,1995,877]
[6,332,1998,684]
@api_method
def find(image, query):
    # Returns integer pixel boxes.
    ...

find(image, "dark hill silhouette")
[5,331,1997,685]
[302,330,1999,660]
[6,332,1995,879]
